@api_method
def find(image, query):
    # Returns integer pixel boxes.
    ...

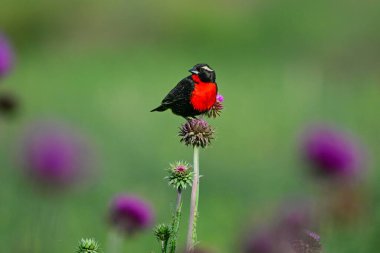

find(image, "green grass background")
[1,0,380,252]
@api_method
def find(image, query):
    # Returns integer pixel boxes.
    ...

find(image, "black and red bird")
[151,63,218,118]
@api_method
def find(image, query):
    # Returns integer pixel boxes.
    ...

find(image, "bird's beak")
[189,67,199,75]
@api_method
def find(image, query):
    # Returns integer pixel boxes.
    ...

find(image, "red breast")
[190,74,217,112]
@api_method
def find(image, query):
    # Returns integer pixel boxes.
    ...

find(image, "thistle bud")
[179,119,215,148]
[154,223,172,242]
[76,238,100,253]
[166,161,193,190]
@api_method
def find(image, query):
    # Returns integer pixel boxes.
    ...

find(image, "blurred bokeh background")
[1,0,379,252]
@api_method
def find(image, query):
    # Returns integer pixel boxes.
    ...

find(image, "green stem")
[186,146,200,252]
[169,188,183,253]
[161,240,168,253]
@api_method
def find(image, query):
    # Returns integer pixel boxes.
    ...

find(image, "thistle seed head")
[179,119,215,148]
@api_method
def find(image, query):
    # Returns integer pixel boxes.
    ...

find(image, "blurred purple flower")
[301,125,363,179]
[242,227,276,253]
[0,33,14,78]
[275,199,316,240]
[290,230,322,253]
[216,94,224,103]
[17,121,92,188]
[242,199,320,253]
[242,225,321,253]
[108,195,154,235]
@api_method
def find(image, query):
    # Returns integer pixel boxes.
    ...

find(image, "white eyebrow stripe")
[201,66,214,72]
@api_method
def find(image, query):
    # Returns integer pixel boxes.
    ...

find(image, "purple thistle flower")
[0,33,14,78]
[301,125,363,179]
[108,195,154,235]
[176,165,187,172]
[207,94,224,118]
[17,120,92,189]
[216,94,224,103]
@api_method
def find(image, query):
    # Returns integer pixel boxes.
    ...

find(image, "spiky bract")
[207,100,223,118]
[77,238,100,253]
[154,223,172,242]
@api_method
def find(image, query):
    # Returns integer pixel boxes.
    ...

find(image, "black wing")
[161,76,194,106]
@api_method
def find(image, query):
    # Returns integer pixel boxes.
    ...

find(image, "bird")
[151,63,218,119]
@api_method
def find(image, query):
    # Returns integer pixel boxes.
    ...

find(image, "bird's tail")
[150,104,167,112]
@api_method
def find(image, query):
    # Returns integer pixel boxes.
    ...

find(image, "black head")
[189,63,216,83]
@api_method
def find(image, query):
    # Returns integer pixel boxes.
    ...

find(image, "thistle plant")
[166,161,193,253]
[300,124,367,225]
[178,118,217,251]
[76,238,101,253]
[153,81,223,253]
